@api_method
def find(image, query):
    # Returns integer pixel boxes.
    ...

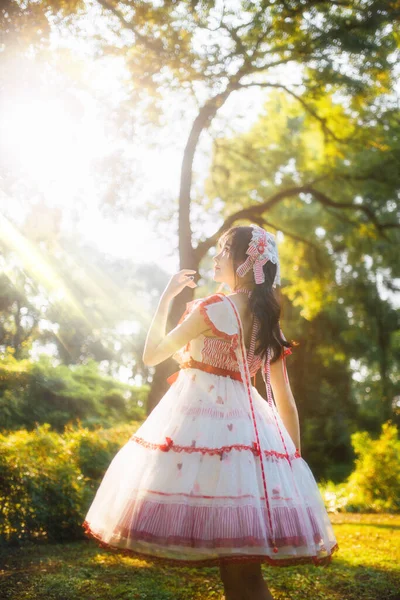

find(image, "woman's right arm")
[269,356,301,454]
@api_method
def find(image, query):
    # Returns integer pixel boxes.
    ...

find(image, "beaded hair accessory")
[236,224,281,287]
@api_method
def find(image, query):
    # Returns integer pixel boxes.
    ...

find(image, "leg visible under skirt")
[219,561,274,600]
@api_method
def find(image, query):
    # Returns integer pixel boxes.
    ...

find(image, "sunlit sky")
[1,66,270,273]
[0,55,186,272]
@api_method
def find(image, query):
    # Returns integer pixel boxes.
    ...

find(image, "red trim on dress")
[82,520,339,568]
[125,487,293,501]
[177,298,202,325]
[198,294,237,342]
[129,434,302,459]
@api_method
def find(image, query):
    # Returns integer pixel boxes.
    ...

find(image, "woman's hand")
[163,269,197,300]
[142,270,197,366]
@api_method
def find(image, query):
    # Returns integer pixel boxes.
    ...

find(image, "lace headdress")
[236,224,281,287]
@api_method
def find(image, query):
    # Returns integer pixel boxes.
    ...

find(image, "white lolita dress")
[83,292,339,567]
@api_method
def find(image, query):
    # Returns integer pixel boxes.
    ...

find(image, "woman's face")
[213,237,236,288]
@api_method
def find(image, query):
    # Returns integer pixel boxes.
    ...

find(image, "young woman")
[83,224,339,600]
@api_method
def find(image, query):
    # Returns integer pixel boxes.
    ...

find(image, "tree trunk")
[13,298,22,359]
[146,244,201,416]
[145,250,200,416]
[146,88,237,415]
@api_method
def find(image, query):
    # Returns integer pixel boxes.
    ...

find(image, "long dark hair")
[217,226,293,364]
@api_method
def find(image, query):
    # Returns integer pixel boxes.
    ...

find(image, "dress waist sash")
[167,358,244,385]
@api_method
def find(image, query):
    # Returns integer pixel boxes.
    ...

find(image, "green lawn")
[1,513,399,600]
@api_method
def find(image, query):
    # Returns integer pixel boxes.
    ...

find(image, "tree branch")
[95,0,164,54]
[237,81,346,142]
[194,183,398,261]
[194,211,323,269]
[179,82,241,267]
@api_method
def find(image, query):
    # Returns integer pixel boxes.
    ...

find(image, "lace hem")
[82,521,339,568]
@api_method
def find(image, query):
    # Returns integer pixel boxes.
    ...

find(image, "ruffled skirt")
[83,368,339,567]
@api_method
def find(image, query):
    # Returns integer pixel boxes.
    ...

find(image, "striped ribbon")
[223,294,279,554]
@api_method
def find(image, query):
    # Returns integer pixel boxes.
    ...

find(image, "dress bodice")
[172,293,292,381]
[173,333,263,378]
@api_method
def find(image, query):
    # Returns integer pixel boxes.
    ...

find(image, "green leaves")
[325,421,400,513]
[0,420,144,543]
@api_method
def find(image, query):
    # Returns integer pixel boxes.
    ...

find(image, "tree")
[2,1,399,412]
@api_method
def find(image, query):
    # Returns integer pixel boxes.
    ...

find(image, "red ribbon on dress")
[167,360,244,385]
[160,436,174,451]
[167,371,180,385]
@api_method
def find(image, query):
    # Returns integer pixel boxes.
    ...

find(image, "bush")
[344,421,400,512]
[0,354,147,432]
[0,420,144,545]
[0,424,87,544]
[319,420,400,513]
[64,421,137,491]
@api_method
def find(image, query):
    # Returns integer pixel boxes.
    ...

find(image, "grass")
[0,513,399,600]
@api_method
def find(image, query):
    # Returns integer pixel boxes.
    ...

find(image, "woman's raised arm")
[142,269,209,367]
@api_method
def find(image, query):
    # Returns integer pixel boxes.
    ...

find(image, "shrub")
[0,424,88,544]
[319,421,400,513]
[344,421,400,512]
[0,355,147,432]
[0,420,143,544]
[64,421,136,491]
